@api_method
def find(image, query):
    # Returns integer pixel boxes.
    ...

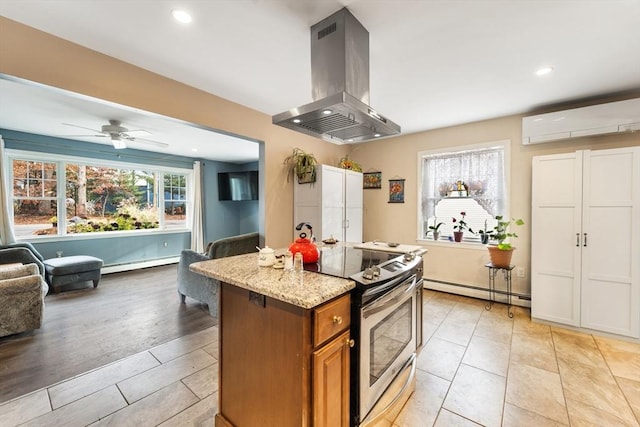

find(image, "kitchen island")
[191,252,356,427]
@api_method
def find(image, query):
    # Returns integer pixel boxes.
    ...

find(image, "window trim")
[415,139,511,245]
[6,149,193,241]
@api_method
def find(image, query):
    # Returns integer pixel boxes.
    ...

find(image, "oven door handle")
[362,277,416,319]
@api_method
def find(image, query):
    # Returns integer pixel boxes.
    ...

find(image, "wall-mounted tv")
[218,171,258,201]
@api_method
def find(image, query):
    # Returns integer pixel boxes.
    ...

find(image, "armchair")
[0,242,45,277]
[0,263,49,337]
[178,232,259,318]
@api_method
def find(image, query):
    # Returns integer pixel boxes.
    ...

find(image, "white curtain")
[189,160,204,252]
[421,146,505,234]
[0,136,17,245]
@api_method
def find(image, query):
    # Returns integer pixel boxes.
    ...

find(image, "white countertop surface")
[354,241,425,254]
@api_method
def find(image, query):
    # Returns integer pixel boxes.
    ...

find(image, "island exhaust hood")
[272,8,400,144]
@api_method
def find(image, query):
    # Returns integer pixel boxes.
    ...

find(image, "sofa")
[177,232,259,318]
[0,242,45,277]
[0,263,49,337]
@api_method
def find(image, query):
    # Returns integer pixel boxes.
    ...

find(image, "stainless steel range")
[306,244,424,426]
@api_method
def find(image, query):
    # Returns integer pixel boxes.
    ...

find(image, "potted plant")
[426,217,444,241]
[49,216,58,228]
[486,215,524,267]
[478,219,493,244]
[338,155,362,172]
[451,211,473,242]
[283,148,317,184]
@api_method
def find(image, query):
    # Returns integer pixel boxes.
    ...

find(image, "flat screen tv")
[218,171,258,201]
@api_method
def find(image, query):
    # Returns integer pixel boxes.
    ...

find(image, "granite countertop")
[190,252,355,309]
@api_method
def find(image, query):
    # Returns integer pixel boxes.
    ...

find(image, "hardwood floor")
[0,264,216,404]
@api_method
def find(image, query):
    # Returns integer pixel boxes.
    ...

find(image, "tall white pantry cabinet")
[531,147,640,338]
[294,164,363,243]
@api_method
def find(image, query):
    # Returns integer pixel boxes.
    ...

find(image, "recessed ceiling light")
[322,109,332,115]
[535,66,554,76]
[373,133,381,138]
[172,9,192,24]
[292,118,302,124]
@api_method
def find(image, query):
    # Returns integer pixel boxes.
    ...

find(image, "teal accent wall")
[2,129,259,266]
[34,232,190,265]
[201,160,259,243]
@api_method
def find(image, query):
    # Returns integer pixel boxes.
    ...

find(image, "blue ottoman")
[43,255,104,293]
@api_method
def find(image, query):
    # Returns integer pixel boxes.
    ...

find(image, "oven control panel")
[351,252,422,286]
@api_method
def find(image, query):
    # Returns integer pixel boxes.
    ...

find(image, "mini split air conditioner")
[522,98,640,145]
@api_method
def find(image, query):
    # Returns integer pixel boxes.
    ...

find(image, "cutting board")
[354,241,424,254]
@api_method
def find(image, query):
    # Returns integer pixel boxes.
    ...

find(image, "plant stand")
[485,263,514,318]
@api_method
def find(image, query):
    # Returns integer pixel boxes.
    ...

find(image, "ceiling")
[1,0,639,161]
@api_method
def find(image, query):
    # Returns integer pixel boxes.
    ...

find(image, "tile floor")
[1,290,639,427]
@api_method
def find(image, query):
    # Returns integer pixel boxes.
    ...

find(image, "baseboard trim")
[424,278,531,308]
[532,317,640,344]
[101,257,179,274]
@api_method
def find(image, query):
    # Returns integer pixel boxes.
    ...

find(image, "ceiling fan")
[61,119,169,149]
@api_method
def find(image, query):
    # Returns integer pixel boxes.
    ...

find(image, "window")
[163,173,187,228]
[418,141,509,242]
[8,152,191,239]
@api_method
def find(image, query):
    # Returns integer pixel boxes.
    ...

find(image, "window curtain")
[189,160,204,252]
[0,137,17,244]
[421,147,505,221]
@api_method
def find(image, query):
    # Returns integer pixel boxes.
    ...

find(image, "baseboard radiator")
[101,256,180,275]
[423,278,531,308]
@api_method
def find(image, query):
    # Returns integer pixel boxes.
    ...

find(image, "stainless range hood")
[272,8,400,144]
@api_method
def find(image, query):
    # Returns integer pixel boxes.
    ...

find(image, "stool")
[43,255,104,293]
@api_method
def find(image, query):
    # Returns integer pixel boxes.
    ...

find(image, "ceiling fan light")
[111,136,127,149]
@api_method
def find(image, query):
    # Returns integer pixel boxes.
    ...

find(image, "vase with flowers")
[452,211,473,242]
[338,155,362,172]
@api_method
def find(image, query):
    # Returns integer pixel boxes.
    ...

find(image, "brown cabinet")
[216,283,351,427]
[313,330,351,427]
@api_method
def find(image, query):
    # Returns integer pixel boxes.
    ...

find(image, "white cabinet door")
[532,147,640,338]
[344,170,363,243]
[580,148,640,337]
[531,152,583,326]
[321,166,346,242]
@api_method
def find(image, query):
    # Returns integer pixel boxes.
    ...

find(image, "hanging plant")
[283,148,317,183]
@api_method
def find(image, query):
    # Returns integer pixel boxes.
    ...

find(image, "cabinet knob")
[346,338,355,348]
[333,315,343,325]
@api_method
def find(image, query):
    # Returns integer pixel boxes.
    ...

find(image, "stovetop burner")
[304,245,421,288]
[303,245,394,278]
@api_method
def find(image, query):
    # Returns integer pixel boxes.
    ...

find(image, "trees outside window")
[163,173,187,229]
[8,155,190,239]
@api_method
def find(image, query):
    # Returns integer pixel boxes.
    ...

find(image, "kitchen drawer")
[314,294,351,348]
